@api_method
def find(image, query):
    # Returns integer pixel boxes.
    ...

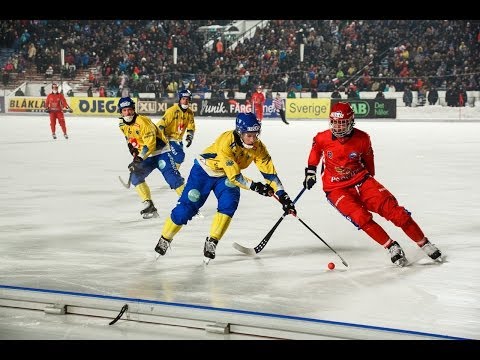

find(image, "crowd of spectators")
[1,20,479,102]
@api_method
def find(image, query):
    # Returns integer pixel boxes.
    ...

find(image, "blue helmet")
[118,97,135,112]
[178,89,192,101]
[235,112,261,134]
[178,90,192,110]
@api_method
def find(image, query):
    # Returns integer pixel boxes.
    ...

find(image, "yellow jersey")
[197,130,285,193]
[119,114,169,159]
[157,103,195,142]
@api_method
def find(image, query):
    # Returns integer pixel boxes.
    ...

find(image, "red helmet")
[329,102,355,137]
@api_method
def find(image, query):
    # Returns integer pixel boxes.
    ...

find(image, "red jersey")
[251,91,265,107]
[45,92,69,112]
[307,128,375,192]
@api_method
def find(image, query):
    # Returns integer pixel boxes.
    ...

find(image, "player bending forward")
[154,112,296,263]
[303,102,442,267]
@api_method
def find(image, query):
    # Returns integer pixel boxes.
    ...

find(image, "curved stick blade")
[232,242,256,256]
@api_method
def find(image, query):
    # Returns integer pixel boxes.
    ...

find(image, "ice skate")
[52,133,57,139]
[154,236,171,256]
[420,238,442,261]
[193,210,204,219]
[140,200,158,219]
[64,133,69,139]
[387,241,408,267]
[203,237,218,264]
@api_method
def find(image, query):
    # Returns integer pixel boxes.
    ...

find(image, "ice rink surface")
[1,106,479,341]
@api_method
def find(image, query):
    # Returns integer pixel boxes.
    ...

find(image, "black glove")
[250,181,274,197]
[303,166,317,190]
[127,143,139,157]
[128,156,143,173]
[185,131,194,148]
[44,108,50,113]
[67,108,73,113]
[279,192,296,215]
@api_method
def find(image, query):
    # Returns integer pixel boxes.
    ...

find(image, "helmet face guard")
[178,89,192,109]
[118,97,136,122]
[329,102,355,137]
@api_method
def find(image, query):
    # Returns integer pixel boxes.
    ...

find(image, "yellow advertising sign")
[69,97,136,116]
[6,96,136,115]
[285,98,330,119]
[7,97,46,112]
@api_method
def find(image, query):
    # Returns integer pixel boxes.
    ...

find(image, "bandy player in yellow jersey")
[157,89,196,170]
[154,112,297,264]
[118,97,185,219]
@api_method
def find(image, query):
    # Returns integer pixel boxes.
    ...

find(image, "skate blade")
[143,212,159,219]
[203,257,212,265]
[394,258,409,267]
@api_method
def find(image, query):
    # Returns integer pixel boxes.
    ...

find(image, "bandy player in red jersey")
[303,102,442,267]
[251,85,265,120]
[44,83,72,139]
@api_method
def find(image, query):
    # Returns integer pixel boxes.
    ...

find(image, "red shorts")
[326,176,402,228]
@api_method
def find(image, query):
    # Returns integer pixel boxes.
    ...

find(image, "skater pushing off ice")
[157,89,196,171]
[154,112,297,264]
[303,102,442,267]
[117,97,185,219]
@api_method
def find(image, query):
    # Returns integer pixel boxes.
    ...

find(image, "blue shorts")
[130,152,184,189]
[169,140,186,165]
[170,160,241,225]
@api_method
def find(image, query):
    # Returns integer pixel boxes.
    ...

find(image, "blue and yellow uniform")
[118,97,184,217]
[157,90,195,168]
[156,112,296,260]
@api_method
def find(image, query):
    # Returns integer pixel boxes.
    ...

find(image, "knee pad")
[131,173,144,186]
[348,208,372,229]
[216,187,240,218]
[171,203,197,225]
[380,197,411,227]
[161,167,184,190]
[217,200,239,218]
[389,207,412,227]
[218,207,237,218]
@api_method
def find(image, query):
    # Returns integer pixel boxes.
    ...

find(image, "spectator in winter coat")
[331,88,342,99]
[458,86,468,107]
[427,87,439,105]
[403,87,413,107]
